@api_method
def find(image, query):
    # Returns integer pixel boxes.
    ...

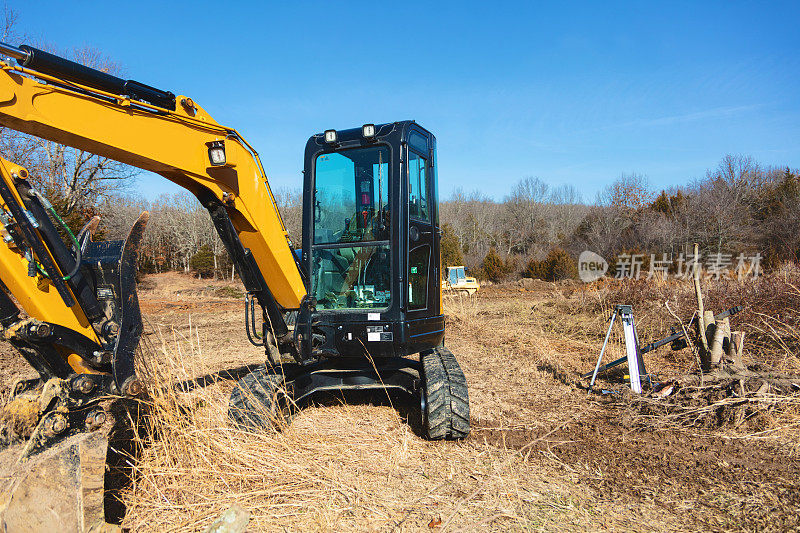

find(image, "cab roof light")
[324,129,337,144]
[362,124,376,139]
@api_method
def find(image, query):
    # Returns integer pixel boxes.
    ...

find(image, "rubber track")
[422,347,470,439]
[228,368,287,431]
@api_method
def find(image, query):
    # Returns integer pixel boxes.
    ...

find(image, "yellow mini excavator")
[0,42,469,530]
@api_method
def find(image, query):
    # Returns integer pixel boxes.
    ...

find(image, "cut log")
[700,310,715,371]
[721,318,732,357]
[730,331,745,369]
[710,315,726,366]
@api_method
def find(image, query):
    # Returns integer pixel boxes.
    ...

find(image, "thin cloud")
[614,104,763,129]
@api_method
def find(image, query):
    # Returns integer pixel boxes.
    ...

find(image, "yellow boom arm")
[0,58,305,312]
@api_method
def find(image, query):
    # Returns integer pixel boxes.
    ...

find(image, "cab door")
[406,130,439,320]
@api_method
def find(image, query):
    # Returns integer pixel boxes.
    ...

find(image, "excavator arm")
[0,42,306,371]
[0,42,306,531]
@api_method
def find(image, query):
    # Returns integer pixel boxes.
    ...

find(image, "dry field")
[2,270,800,531]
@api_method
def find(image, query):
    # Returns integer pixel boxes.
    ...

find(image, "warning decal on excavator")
[366,325,393,341]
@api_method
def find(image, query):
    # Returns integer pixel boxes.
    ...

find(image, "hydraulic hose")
[30,190,81,281]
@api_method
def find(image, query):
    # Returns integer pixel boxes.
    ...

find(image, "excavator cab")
[231,122,469,441]
[300,121,444,358]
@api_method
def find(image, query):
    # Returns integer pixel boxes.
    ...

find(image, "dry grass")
[120,290,686,532]
[119,334,627,532]
[138,272,242,301]
[113,272,800,531]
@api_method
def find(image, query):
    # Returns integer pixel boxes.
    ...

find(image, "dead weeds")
[1,271,797,530]
[121,326,652,532]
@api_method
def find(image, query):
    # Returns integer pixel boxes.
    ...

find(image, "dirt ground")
[1,272,799,531]
[446,283,800,532]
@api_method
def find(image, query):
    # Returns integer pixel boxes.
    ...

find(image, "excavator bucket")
[0,376,141,532]
[0,425,113,532]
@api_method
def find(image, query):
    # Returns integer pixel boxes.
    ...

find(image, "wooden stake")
[731,331,745,369]
[691,243,713,371]
[710,315,726,366]
[692,244,708,344]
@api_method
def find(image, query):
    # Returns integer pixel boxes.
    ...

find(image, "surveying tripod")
[587,305,648,393]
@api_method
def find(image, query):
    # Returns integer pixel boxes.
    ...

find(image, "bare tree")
[0,7,135,219]
[440,188,499,269]
[29,139,134,213]
[501,177,549,255]
[600,173,653,211]
[542,184,587,248]
[273,187,303,248]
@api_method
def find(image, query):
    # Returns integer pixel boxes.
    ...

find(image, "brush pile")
[595,254,800,434]
[625,367,800,431]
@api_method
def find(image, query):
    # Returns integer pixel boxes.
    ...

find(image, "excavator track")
[421,347,470,440]
[227,348,471,440]
[228,368,291,431]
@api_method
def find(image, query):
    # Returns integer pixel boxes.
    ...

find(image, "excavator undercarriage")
[0,41,470,530]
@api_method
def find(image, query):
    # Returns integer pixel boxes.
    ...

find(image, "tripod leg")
[590,311,617,388]
[621,315,642,394]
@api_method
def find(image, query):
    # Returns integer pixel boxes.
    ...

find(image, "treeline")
[440,154,800,281]
[2,11,794,283]
[98,189,302,278]
[0,10,796,283]
[4,123,798,282]
[92,153,797,282]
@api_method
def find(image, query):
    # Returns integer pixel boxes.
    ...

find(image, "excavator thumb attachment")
[111,212,148,397]
[0,198,150,530]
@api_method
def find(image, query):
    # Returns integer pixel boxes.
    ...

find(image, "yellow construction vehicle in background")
[442,265,480,295]
[0,42,469,531]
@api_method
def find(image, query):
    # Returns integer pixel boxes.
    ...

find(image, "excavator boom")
[0,43,305,311]
[0,42,306,531]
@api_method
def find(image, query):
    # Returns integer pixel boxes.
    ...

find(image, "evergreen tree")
[440,223,464,269]
[189,245,216,278]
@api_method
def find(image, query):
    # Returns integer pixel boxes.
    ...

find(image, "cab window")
[409,245,430,310]
[449,268,458,285]
[314,146,390,245]
[409,150,429,221]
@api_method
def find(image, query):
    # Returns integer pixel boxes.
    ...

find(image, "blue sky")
[7,1,799,202]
